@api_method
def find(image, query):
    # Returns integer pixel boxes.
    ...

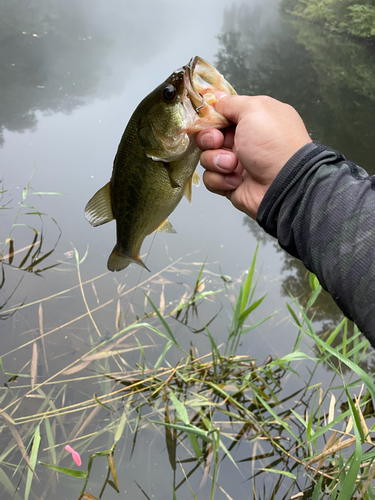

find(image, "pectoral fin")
[156,219,176,233]
[85,182,114,227]
[162,162,180,189]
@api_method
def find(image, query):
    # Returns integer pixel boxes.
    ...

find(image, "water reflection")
[0,0,200,147]
[0,1,101,146]
[216,1,375,169]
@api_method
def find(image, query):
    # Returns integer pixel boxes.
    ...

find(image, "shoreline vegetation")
[281,0,375,42]
[1,180,375,499]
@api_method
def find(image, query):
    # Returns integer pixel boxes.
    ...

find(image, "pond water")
[1,1,375,499]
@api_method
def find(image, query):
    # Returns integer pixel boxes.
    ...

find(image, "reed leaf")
[169,390,202,460]
[255,394,303,446]
[0,467,22,500]
[39,463,86,478]
[114,408,127,444]
[261,468,296,479]
[240,242,259,314]
[336,406,362,500]
[25,425,41,500]
[146,295,179,348]
[0,412,32,470]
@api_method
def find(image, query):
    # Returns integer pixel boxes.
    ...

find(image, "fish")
[85,56,236,272]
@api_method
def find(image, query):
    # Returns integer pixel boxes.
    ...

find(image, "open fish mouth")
[184,56,236,114]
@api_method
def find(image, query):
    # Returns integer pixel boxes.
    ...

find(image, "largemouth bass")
[85,56,236,272]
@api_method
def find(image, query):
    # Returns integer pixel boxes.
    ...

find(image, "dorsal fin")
[85,182,114,227]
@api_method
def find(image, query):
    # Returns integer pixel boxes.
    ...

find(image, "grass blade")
[30,343,38,390]
[256,394,303,445]
[261,468,296,479]
[239,295,265,320]
[25,425,41,500]
[146,295,179,348]
[241,242,259,314]
[0,467,22,500]
[169,390,203,460]
[0,412,32,470]
[107,454,119,491]
[39,463,86,478]
[114,408,127,444]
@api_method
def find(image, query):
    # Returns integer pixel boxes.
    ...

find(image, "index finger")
[214,94,277,123]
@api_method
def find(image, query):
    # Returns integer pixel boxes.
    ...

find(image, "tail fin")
[107,244,150,272]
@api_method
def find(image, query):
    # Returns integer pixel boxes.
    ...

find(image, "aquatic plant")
[0,172,63,323]
[0,238,374,499]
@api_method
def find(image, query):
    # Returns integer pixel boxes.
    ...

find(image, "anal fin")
[156,218,176,234]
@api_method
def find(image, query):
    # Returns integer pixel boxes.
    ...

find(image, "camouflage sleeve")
[257,142,375,347]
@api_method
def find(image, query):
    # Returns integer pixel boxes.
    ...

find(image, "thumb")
[214,94,254,124]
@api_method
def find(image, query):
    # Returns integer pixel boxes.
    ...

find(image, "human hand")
[197,95,312,219]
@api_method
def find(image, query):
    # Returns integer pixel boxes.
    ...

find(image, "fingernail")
[215,91,227,100]
[215,153,233,170]
[200,132,214,149]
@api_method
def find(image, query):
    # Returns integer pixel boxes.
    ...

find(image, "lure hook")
[196,93,205,114]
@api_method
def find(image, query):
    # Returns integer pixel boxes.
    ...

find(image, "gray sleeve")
[257,142,375,347]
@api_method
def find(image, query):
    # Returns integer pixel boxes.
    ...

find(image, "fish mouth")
[184,56,236,114]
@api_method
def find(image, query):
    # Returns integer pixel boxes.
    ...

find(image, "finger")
[214,94,270,123]
[222,126,235,149]
[203,171,243,194]
[200,149,238,173]
[197,128,225,150]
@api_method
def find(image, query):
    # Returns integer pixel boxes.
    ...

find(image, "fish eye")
[162,84,177,103]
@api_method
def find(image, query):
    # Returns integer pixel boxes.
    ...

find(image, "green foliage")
[282,0,375,39]
[345,4,375,37]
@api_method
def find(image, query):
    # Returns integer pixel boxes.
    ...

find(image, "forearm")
[257,142,375,347]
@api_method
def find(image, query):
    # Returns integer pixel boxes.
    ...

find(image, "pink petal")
[65,445,82,466]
